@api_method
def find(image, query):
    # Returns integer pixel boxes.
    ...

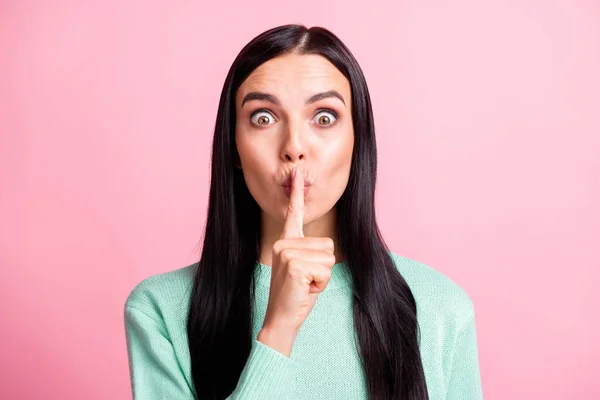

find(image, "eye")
[250,109,276,126]
[313,109,338,127]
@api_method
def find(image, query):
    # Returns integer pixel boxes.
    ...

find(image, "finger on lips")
[281,167,304,239]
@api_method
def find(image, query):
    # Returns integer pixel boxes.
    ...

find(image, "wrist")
[257,325,298,358]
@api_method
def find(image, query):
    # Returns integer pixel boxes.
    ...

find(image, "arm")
[445,312,484,400]
[124,305,195,398]
[125,304,296,399]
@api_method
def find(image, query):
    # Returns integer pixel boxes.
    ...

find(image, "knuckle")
[272,240,283,255]
[280,248,295,265]
[322,237,335,251]
[327,254,336,266]
[287,259,302,275]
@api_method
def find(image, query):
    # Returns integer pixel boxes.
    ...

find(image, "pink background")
[1,1,599,399]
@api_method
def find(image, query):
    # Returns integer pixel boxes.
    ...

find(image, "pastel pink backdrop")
[1,1,598,399]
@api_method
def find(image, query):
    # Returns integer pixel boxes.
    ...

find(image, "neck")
[258,206,343,266]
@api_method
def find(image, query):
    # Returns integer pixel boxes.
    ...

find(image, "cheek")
[236,139,275,197]
[240,154,269,190]
[236,127,278,163]
[322,136,353,177]
[308,138,353,211]
[237,135,265,170]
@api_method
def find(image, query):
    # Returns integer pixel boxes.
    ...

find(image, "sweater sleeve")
[445,312,484,400]
[124,304,296,399]
[124,305,193,398]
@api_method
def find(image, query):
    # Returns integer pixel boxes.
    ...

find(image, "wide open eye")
[313,109,338,127]
[250,110,276,126]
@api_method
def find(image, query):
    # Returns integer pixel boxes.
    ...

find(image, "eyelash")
[249,108,339,127]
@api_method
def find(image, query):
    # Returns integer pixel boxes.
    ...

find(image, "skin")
[234,52,355,356]
[235,52,354,265]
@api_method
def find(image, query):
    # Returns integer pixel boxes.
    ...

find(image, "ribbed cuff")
[230,339,296,399]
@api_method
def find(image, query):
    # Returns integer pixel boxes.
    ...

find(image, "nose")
[280,115,306,162]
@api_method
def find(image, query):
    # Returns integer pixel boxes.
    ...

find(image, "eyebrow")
[241,90,346,108]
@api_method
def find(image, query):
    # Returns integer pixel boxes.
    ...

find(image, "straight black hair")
[187,24,429,400]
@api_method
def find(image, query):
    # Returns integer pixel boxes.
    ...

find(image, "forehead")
[236,53,351,104]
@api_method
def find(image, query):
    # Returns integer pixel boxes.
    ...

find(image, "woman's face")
[235,52,354,228]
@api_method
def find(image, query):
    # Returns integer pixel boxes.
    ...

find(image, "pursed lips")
[281,177,312,187]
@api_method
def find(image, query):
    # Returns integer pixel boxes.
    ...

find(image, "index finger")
[280,167,304,239]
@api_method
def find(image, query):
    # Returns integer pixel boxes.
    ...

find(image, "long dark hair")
[187,24,428,400]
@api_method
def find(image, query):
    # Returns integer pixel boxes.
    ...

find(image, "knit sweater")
[124,252,483,399]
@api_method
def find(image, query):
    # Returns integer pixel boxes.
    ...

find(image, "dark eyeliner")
[249,108,273,118]
[316,108,339,118]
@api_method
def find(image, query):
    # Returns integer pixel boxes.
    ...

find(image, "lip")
[282,185,310,198]
[281,176,312,187]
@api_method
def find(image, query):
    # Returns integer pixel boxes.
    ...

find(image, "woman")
[124,24,483,400]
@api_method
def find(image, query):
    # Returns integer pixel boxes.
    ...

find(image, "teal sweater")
[124,252,483,399]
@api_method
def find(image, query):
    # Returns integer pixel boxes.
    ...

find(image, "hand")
[257,167,336,357]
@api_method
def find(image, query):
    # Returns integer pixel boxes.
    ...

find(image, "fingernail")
[291,167,297,179]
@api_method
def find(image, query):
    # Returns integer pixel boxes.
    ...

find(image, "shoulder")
[124,262,198,320]
[388,251,475,329]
